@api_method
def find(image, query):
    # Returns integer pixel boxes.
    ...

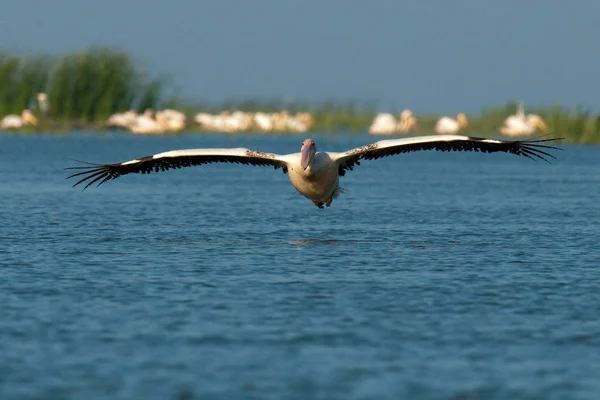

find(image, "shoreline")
[0,113,593,144]
[1,47,598,143]
[0,124,588,145]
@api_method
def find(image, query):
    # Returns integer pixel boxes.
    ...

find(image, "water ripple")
[0,134,598,400]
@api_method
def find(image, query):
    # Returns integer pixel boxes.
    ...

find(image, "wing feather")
[66,147,288,190]
[333,135,562,176]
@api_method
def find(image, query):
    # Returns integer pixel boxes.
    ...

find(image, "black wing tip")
[65,157,128,190]
[64,159,106,174]
[65,162,113,190]
[467,135,564,163]
[517,141,563,163]
[521,136,565,148]
[67,158,104,166]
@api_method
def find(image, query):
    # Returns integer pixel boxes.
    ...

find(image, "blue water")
[1,132,599,400]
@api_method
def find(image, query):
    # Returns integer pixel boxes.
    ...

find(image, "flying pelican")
[66,135,560,209]
[435,113,468,134]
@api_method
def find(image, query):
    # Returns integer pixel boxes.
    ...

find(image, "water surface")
[1,132,599,400]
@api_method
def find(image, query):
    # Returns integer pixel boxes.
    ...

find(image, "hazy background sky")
[2,0,598,113]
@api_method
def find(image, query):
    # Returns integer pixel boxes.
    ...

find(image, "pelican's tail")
[333,187,347,199]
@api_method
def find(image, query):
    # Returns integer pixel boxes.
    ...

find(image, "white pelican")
[272,111,290,132]
[66,135,560,209]
[435,113,468,134]
[36,93,49,116]
[397,115,419,134]
[294,112,316,131]
[129,109,165,134]
[369,110,417,135]
[500,114,548,137]
[0,110,39,129]
[155,109,187,132]
[500,101,549,137]
[253,112,274,131]
[369,113,398,135]
[107,110,138,130]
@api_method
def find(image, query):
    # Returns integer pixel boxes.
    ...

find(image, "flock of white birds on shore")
[0,94,549,137]
[106,109,317,134]
[369,101,548,137]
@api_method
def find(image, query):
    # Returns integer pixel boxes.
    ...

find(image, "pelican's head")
[301,138,317,170]
[21,109,38,126]
[528,115,548,132]
[400,109,413,122]
[457,112,468,128]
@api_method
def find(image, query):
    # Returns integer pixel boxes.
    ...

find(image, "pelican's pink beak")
[301,140,316,170]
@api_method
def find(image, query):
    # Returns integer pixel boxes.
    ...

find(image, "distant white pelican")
[500,101,549,137]
[400,109,413,121]
[397,115,419,133]
[129,109,164,134]
[107,110,138,129]
[369,110,418,135]
[155,109,187,132]
[253,112,274,131]
[369,113,397,135]
[0,110,38,129]
[67,135,560,209]
[500,115,548,137]
[36,93,49,116]
[435,113,468,134]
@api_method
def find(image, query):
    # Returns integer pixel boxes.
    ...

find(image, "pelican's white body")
[283,152,340,202]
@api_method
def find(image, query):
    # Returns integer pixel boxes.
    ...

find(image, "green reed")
[0,47,163,122]
[0,54,50,116]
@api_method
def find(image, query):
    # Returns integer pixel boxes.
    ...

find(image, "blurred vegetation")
[0,47,599,143]
[0,47,163,123]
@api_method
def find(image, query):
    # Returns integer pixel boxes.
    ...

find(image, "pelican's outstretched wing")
[332,135,562,176]
[66,148,289,190]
